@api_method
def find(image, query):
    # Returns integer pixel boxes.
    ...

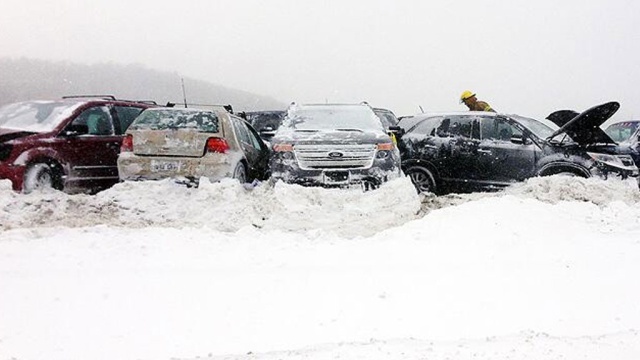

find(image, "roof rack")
[62,95,158,105]
[62,95,116,100]
[169,102,235,113]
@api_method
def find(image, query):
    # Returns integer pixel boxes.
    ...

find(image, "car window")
[0,101,83,133]
[410,117,443,136]
[114,106,145,134]
[71,106,114,136]
[244,122,264,150]
[436,116,480,139]
[130,109,219,132]
[232,118,252,146]
[481,117,523,141]
[605,122,640,142]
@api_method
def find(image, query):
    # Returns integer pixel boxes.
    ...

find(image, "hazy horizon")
[2,0,639,122]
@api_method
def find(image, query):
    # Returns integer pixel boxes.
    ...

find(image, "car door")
[231,117,270,180]
[57,105,121,190]
[433,115,483,184]
[475,116,537,184]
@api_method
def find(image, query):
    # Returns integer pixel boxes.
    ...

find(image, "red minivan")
[0,96,156,193]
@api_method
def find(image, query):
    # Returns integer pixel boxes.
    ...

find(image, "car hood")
[0,128,37,143]
[546,102,618,145]
[272,129,389,145]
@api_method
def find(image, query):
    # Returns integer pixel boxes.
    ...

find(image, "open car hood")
[546,101,618,145]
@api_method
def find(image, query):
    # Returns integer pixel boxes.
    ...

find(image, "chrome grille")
[294,144,376,169]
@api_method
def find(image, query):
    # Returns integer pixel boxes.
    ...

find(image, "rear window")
[0,101,82,132]
[130,109,219,133]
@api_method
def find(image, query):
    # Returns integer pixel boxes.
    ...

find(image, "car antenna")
[419,105,425,113]
[181,77,188,108]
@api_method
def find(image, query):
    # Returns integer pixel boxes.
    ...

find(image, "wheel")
[406,166,436,194]
[23,163,60,193]
[233,162,247,184]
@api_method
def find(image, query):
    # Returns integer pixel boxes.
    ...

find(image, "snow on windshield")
[130,108,219,132]
[282,105,384,132]
[0,101,82,132]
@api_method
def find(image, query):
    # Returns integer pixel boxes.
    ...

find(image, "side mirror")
[510,134,530,145]
[63,124,89,137]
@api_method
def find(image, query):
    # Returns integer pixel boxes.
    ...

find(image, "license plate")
[150,160,181,172]
[323,171,350,184]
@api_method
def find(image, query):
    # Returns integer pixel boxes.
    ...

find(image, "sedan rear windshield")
[0,101,82,132]
[130,109,219,133]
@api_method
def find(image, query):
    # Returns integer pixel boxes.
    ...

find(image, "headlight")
[587,152,633,169]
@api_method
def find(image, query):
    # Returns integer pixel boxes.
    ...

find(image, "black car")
[269,103,402,188]
[398,101,639,194]
[244,110,285,143]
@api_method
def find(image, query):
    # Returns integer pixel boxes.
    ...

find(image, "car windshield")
[374,109,398,128]
[247,111,284,131]
[283,105,383,132]
[130,109,219,133]
[0,101,82,132]
[605,122,640,142]
[511,115,559,139]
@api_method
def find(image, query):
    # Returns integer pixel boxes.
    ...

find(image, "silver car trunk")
[130,129,215,157]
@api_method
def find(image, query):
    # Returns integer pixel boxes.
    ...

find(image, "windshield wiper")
[295,129,319,132]
[335,128,364,132]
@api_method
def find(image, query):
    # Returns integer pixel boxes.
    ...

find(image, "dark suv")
[0,96,156,193]
[398,102,639,194]
[243,110,285,143]
[269,103,401,188]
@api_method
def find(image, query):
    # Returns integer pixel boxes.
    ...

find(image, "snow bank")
[0,177,420,238]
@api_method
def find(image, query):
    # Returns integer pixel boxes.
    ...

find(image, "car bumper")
[270,158,401,186]
[0,162,26,191]
[117,152,235,181]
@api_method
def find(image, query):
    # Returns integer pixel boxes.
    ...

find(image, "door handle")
[477,149,492,154]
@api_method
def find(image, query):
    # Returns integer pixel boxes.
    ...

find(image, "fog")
[2,0,639,122]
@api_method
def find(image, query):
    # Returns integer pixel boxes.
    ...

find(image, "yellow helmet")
[460,90,475,103]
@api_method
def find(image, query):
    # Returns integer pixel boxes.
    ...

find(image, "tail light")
[377,143,393,150]
[273,143,293,152]
[206,137,230,153]
[121,135,133,152]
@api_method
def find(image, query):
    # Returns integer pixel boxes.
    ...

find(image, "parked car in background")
[398,101,639,194]
[605,120,640,165]
[269,103,401,189]
[373,107,399,128]
[0,96,155,193]
[243,110,285,143]
[117,107,270,185]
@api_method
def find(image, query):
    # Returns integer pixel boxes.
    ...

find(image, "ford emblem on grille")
[328,151,344,158]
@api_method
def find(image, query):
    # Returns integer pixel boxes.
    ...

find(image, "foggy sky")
[2,0,639,123]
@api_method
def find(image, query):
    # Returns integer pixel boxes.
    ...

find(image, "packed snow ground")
[1,176,639,360]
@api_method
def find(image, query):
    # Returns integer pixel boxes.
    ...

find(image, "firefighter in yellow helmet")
[460,90,495,112]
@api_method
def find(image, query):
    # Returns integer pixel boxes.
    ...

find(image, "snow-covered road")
[1,177,639,359]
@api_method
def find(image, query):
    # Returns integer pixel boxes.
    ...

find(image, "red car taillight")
[121,134,133,152]
[206,137,230,153]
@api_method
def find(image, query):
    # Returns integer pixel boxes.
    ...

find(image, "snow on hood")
[0,177,421,237]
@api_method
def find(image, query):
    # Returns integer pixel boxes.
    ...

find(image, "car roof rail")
[169,102,234,112]
[62,95,117,100]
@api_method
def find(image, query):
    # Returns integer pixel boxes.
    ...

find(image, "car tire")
[23,163,60,194]
[406,166,436,194]
[233,162,247,184]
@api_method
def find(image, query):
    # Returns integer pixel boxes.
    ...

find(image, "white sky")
[1,0,639,121]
